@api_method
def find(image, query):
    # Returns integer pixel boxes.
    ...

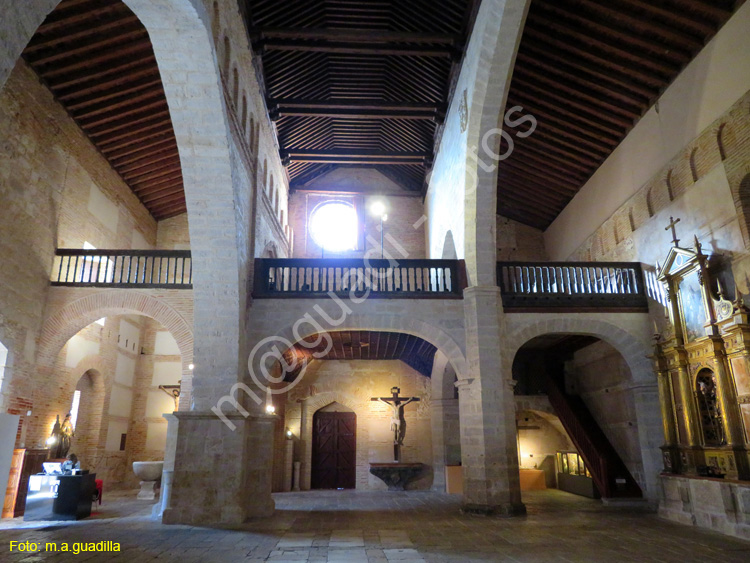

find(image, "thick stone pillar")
[431,398,460,492]
[162,412,275,525]
[459,286,524,515]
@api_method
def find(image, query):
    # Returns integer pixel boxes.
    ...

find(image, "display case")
[556,451,599,498]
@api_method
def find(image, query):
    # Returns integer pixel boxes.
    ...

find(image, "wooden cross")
[665,216,681,247]
[371,386,420,462]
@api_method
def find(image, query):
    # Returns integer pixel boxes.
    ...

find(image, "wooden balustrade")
[52,249,192,288]
[497,261,648,311]
[253,258,466,299]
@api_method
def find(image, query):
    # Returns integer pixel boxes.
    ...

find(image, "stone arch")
[717,123,728,161]
[249,114,256,149]
[241,93,248,130]
[689,147,700,182]
[38,290,193,371]
[502,317,652,385]
[666,169,675,201]
[231,66,239,105]
[261,241,279,258]
[734,173,750,247]
[67,359,107,460]
[0,0,241,412]
[222,35,231,76]
[441,230,458,260]
[263,314,467,380]
[503,315,663,498]
[461,0,532,285]
[646,186,656,217]
[211,1,220,42]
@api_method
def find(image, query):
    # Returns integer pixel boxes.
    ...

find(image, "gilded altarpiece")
[653,235,750,481]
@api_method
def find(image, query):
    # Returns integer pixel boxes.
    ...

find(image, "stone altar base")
[369,463,424,491]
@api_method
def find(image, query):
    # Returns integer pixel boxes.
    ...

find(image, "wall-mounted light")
[286,428,293,439]
[188,363,194,370]
[265,403,276,415]
[46,436,57,446]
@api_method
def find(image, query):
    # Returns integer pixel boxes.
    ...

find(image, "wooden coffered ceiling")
[22,0,185,220]
[497,0,745,229]
[245,0,475,194]
[281,330,438,380]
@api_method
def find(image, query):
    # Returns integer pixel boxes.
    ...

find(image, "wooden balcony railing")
[497,262,648,311]
[52,249,192,288]
[253,258,466,299]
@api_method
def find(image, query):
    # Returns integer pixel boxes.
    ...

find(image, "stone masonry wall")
[283,359,434,491]
[0,60,159,443]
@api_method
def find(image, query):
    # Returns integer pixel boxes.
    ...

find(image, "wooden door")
[311,411,356,489]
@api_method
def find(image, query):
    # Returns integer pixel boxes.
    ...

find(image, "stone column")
[153,413,179,520]
[458,286,524,515]
[162,412,275,525]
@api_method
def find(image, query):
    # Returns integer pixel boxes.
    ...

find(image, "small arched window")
[0,340,8,392]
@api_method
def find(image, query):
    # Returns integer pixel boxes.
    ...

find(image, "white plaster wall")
[546,2,750,260]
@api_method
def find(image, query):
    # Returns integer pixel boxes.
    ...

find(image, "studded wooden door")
[311,411,356,489]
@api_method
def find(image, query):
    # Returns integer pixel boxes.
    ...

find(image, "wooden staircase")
[546,376,642,499]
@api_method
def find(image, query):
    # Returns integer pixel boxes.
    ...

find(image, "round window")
[309,201,358,253]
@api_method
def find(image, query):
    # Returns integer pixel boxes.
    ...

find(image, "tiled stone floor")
[0,489,748,562]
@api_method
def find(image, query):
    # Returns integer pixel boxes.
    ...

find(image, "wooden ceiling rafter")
[497,0,743,228]
[22,0,186,220]
[247,0,473,194]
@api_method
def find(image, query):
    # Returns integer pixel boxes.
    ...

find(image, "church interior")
[1,0,750,560]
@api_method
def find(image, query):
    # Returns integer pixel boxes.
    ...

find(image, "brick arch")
[38,290,193,371]
[502,317,652,385]
[268,313,468,380]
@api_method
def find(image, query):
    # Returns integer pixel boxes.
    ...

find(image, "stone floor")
[0,489,749,562]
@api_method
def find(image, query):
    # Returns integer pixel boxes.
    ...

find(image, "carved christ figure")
[377,396,417,445]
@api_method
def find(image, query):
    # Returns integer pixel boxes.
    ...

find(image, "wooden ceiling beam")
[35,2,126,34]
[112,144,179,168]
[608,0,715,36]
[72,86,165,120]
[254,27,459,44]
[24,14,140,54]
[511,74,636,125]
[528,12,681,75]
[37,40,154,79]
[120,154,181,178]
[26,27,148,66]
[84,111,170,139]
[513,69,641,119]
[100,128,174,156]
[536,2,692,62]
[523,28,667,88]
[124,161,182,184]
[141,188,185,205]
[106,135,177,167]
[48,57,157,92]
[79,99,168,129]
[258,39,456,58]
[273,108,439,120]
[55,68,160,102]
[131,171,184,192]
[570,0,704,49]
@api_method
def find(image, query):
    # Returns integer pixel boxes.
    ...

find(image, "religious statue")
[60,413,74,458]
[371,387,420,462]
[48,414,73,459]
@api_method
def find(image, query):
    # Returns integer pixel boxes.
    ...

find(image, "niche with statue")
[652,219,750,480]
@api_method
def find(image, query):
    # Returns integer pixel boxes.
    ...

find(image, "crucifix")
[371,386,420,462]
[665,216,681,247]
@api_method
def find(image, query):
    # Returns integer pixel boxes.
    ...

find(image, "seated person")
[61,453,80,474]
